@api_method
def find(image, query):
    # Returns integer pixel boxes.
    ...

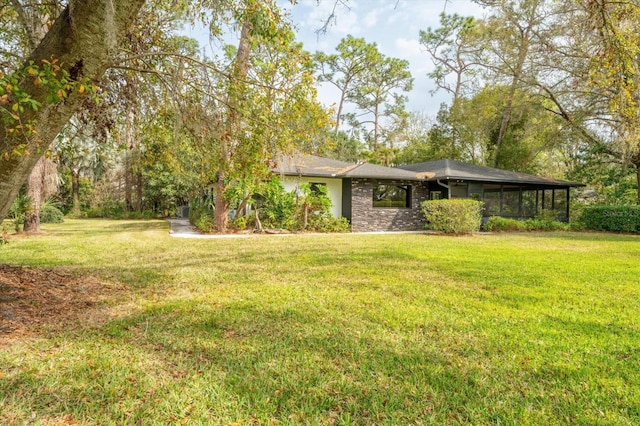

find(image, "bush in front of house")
[579,205,640,233]
[483,216,527,232]
[483,216,569,232]
[421,199,483,234]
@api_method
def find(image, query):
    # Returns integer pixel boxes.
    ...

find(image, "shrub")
[483,216,527,232]
[525,218,567,231]
[483,215,569,232]
[39,203,64,223]
[308,215,351,233]
[579,205,640,233]
[421,199,483,234]
[233,215,249,231]
[189,197,214,230]
[256,177,297,230]
[194,213,214,233]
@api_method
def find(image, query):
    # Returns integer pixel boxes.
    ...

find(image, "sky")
[281,0,486,117]
[183,0,486,118]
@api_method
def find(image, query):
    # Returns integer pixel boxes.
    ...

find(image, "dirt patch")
[0,264,124,347]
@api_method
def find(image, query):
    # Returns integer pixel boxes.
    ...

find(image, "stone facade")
[350,178,429,232]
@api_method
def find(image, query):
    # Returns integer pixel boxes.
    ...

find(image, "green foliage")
[232,215,249,231]
[189,196,215,233]
[39,200,64,224]
[483,216,527,232]
[294,182,348,232]
[255,177,297,230]
[483,216,569,232]
[421,199,483,234]
[8,191,31,232]
[194,213,214,233]
[309,215,351,233]
[579,205,640,233]
[57,172,94,216]
[85,200,125,219]
[0,60,97,154]
[251,177,350,233]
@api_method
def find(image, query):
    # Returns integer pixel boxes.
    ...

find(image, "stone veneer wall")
[350,178,429,232]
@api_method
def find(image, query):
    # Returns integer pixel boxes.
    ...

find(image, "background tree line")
[1,0,639,232]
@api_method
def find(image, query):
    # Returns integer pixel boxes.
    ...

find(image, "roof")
[273,154,426,181]
[398,159,584,187]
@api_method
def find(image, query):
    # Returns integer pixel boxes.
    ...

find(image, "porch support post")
[565,188,570,220]
[499,185,504,216]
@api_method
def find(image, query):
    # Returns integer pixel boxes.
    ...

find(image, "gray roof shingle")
[274,154,425,181]
[398,159,584,187]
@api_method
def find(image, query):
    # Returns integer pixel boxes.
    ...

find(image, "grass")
[1,219,639,425]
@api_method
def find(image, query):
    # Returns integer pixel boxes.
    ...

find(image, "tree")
[0,0,146,222]
[346,54,413,157]
[579,0,640,202]
[174,1,330,232]
[314,35,379,132]
[419,13,481,152]
[475,0,551,167]
[420,13,479,100]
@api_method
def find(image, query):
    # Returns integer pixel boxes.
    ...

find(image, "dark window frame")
[373,184,412,208]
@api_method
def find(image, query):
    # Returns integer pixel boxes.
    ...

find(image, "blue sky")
[282,0,486,117]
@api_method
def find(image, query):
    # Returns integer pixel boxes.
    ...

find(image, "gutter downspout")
[437,179,451,199]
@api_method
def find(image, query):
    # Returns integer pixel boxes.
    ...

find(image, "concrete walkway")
[167,218,433,239]
[167,218,255,239]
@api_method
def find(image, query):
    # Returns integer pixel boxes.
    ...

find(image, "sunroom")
[398,159,585,221]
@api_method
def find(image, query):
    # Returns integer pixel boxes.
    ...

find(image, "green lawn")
[1,219,639,425]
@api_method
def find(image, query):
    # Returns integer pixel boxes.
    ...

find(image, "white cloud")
[394,37,430,72]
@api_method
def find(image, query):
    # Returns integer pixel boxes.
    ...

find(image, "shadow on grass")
[7,293,636,424]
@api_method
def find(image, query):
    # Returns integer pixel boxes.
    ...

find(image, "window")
[430,191,442,200]
[309,182,327,196]
[373,184,411,208]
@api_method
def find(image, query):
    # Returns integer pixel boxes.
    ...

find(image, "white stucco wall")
[282,176,343,218]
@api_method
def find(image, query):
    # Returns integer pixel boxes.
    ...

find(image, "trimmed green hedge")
[421,199,483,234]
[482,216,568,232]
[579,205,640,233]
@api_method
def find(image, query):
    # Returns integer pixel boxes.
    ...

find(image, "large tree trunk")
[214,174,229,232]
[213,19,252,233]
[0,0,146,222]
[23,157,45,233]
[23,154,58,232]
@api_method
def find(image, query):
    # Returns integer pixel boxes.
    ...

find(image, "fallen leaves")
[0,264,123,346]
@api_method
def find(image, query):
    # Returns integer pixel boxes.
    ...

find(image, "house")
[274,155,583,232]
[397,159,585,222]
[274,154,429,232]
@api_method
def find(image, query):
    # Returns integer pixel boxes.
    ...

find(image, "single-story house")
[274,155,583,232]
